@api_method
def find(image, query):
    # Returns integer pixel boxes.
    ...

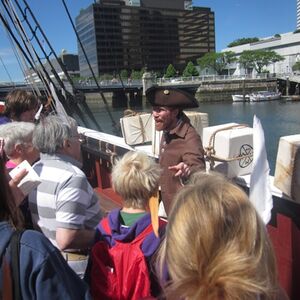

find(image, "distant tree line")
[227,37,259,47]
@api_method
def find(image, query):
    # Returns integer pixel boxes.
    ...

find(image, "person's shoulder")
[184,122,202,138]
[58,157,86,178]
[47,157,88,181]
[0,115,11,125]
[20,230,57,257]
[186,121,199,133]
[184,125,201,143]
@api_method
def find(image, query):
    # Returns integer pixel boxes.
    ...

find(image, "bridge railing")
[1,72,294,91]
[155,73,276,84]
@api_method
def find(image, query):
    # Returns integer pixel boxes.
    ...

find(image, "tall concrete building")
[76,0,215,77]
[297,0,300,30]
[222,0,300,76]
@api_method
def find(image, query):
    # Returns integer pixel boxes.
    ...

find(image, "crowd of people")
[0,88,287,299]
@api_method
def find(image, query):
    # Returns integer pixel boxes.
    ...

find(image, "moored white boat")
[232,94,250,102]
[249,91,281,102]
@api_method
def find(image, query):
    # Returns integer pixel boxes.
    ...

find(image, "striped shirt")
[28,153,102,248]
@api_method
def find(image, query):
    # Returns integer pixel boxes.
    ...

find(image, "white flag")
[249,115,273,224]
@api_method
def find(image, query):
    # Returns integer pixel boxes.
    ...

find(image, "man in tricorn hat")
[146,86,205,215]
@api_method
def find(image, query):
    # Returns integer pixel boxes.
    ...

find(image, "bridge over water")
[0,73,295,106]
[0,78,202,107]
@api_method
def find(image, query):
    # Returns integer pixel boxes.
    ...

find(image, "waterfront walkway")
[0,72,294,97]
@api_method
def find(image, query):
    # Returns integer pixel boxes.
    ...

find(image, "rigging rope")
[0,53,13,84]
[3,0,44,96]
[0,0,51,97]
[21,0,103,131]
[1,0,90,126]
[61,0,117,130]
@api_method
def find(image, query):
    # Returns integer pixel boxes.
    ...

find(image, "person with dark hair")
[146,87,205,216]
[0,139,91,299]
[0,89,39,124]
[37,95,54,118]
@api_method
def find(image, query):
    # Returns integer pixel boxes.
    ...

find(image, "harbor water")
[79,98,300,175]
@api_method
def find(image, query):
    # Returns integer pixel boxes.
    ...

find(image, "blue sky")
[0,0,296,81]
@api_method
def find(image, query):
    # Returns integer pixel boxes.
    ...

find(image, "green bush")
[228,37,259,47]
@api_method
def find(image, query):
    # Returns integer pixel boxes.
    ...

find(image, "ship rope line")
[0,0,102,130]
[16,0,86,120]
[20,0,103,131]
[61,0,118,133]
[0,2,66,124]
[0,53,14,84]
[0,0,57,99]
[0,4,73,122]
[4,0,72,116]
[4,0,84,120]
[1,0,48,97]
[204,124,253,170]
[0,4,36,92]
[0,10,44,89]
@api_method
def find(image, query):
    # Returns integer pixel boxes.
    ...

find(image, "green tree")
[183,61,199,77]
[131,69,142,79]
[164,64,177,78]
[227,37,259,47]
[238,50,284,74]
[140,67,147,76]
[99,73,113,80]
[292,61,300,72]
[197,51,236,75]
[120,69,128,79]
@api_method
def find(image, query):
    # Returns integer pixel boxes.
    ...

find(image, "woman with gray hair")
[0,138,92,299]
[0,121,39,170]
[29,115,101,278]
[0,122,40,229]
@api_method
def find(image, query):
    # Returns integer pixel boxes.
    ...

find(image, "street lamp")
[286,76,290,96]
[242,77,246,101]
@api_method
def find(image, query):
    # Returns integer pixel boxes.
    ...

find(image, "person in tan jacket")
[146,87,205,215]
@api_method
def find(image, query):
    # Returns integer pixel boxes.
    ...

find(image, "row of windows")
[92,19,212,28]
[77,4,215,74]
[92,49,213,60]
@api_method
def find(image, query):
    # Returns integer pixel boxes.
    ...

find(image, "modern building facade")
[222,32,300,76]
[297,0,300,30]
[221,0,300,77]
[76,0,215,77]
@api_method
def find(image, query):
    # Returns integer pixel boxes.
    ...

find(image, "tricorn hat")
[146,86,199,108]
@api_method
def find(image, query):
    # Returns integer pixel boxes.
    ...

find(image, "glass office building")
[76,0,215,77]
